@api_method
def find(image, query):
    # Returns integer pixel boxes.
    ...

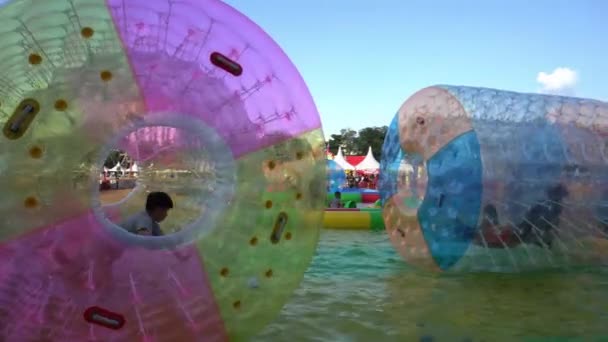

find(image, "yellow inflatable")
[323,208,385,231]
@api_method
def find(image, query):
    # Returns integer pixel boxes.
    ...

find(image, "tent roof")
[355,146,380,171]
[333,147,355,170]
[107,163,122,171]
[345,155,364,166]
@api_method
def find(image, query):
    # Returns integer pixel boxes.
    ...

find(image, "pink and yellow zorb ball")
[0,0,325,341]
[379,85,608,273]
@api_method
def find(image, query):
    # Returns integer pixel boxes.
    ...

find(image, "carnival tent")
[355,146,380,173]
[333,147,355,170]
[129,162,139,173]
[108,162,124,175]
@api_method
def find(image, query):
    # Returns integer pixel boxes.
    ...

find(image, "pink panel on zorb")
[106,0,321,158]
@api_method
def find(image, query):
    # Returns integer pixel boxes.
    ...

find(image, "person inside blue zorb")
[327,160,346,192]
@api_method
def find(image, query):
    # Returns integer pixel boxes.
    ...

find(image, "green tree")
[326,128,358,155]
[104,150,121,168]
[326,134,343,155]
[325,126,388,159]
[355,126,388,160]
[340,128,358,154]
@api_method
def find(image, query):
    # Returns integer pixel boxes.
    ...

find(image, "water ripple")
[253,230,608,341]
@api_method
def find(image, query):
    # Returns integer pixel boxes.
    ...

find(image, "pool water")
[254,230,608,342]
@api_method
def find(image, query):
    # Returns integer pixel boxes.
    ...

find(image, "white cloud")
[536,67,578,96]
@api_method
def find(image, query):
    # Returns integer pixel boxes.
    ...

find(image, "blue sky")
[224,0,608,135]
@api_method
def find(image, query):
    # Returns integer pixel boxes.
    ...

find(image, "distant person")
[369,174,377,189]
[121,192,174,236]
[359,176,369,188]
[329,191,343,208]
[347,174,356,188]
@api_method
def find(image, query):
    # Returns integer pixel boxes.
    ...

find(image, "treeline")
[326,126,387,160]
[104,149,132,168]
[105,126,388,168]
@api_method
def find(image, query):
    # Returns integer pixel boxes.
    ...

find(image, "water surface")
[254,230,608,341]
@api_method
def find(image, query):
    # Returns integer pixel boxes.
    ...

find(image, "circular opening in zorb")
[92,113,236,249]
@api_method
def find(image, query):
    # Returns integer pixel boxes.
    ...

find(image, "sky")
[0,0,605,137]
[223,0,608,136]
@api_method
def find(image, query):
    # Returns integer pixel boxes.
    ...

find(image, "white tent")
[129,162,139,173]
[108,163,120,172]
[356,146,380,172]
[333,147,355,170]
[108,162,124,175]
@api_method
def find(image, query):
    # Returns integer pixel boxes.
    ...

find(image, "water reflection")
[255,231,608,342]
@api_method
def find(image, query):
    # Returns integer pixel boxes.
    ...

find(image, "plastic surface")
[361,192,380,204]
[380,85,608,273]
[0,0,325,340]
[326,159,346,192]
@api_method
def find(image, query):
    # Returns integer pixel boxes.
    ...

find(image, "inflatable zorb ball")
[380,85,608,273]
[326,159,346,192]
[0,0,325,341]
